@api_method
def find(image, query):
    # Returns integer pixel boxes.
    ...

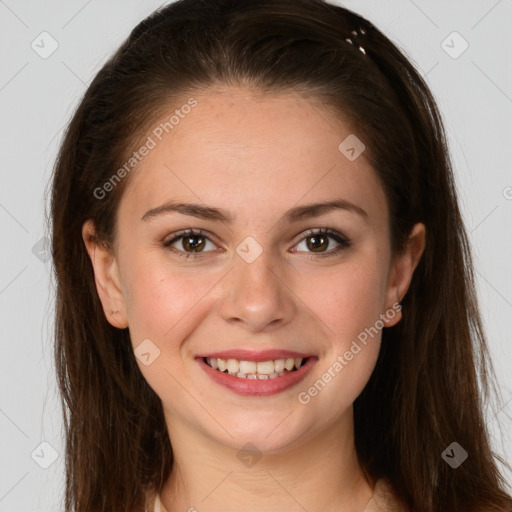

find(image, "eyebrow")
[141,199,368,223]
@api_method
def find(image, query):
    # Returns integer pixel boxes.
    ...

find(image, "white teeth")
[239,360,257,374]
[206,356,307,379]
[227,359,239,373]
[285,358,295,371]
[274,359,286,373]
[256,360,275,375]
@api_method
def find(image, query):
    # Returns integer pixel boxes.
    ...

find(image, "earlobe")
[383,222,426,327]
[82,220,129,329]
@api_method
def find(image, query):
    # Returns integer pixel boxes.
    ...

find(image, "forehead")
[118,87,387,226]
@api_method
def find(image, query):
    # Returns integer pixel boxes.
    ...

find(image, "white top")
[154,494,161,512]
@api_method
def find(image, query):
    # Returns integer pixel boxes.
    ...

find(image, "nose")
[218,247,297,332]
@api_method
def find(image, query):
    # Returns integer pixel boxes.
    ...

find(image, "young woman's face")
[86,87,423,453]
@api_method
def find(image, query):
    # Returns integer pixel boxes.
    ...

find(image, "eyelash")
[162,228,351,260]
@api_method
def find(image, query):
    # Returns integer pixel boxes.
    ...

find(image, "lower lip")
[197,357,317,397]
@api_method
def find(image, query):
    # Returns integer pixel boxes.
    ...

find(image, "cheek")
[124,261,212,342]
[121,256,218,396]
[299,258,388,345]
[294,255,388,406]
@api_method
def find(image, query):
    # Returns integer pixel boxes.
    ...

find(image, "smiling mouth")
[204,356,308,379]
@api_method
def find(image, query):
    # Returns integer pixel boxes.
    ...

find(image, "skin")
[83,86,425,512]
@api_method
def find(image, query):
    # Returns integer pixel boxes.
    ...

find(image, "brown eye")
[163,229,217,258]
[294,228,351,256]
[181,234,206,252]
[306,233,330,252]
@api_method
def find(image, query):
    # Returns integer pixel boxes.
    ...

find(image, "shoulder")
[363,477,409,512]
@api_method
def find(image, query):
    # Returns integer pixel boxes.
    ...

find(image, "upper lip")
[196,349,314,362]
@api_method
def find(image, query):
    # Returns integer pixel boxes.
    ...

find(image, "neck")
[158,406,374,512]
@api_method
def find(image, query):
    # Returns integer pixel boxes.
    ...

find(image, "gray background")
[0,1,511,510]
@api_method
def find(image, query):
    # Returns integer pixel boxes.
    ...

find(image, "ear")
[82,220,129,329]
[382,222,426,327]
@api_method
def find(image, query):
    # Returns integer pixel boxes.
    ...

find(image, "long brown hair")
[49,1,512,511]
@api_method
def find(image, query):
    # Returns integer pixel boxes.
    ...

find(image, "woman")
[50,0,512,511]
